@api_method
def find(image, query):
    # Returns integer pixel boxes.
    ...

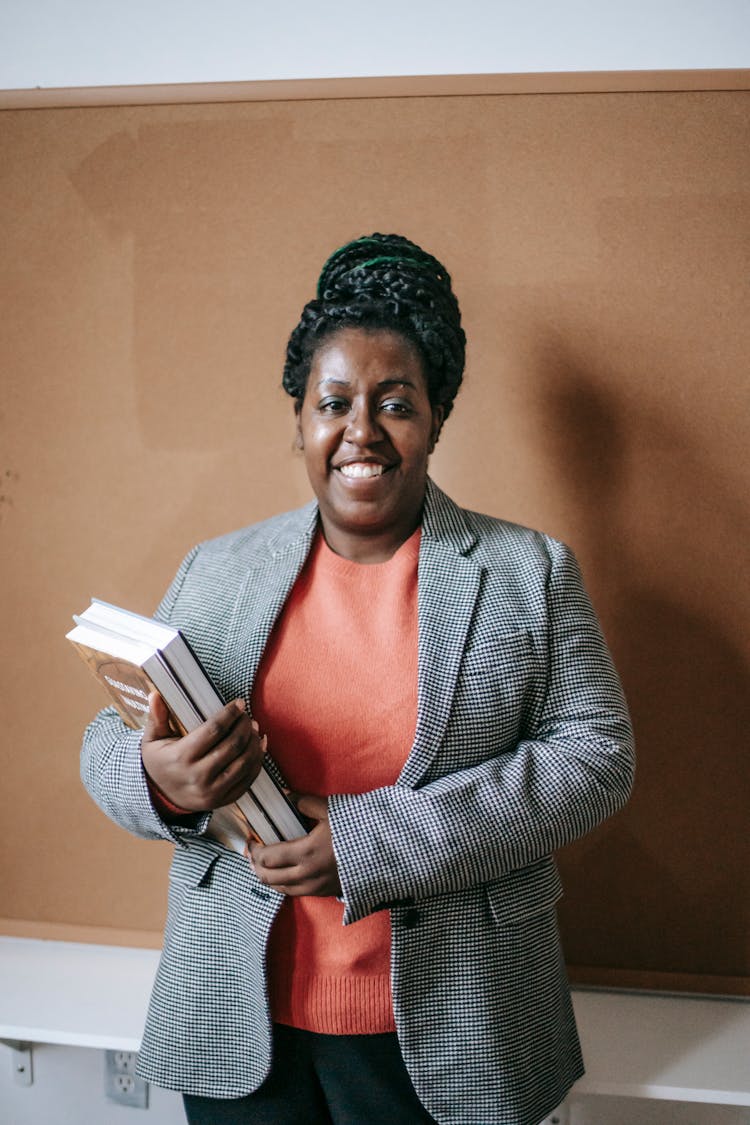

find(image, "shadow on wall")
[529,337,750,984]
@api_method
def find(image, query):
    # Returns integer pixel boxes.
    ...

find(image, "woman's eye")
[381,400,413,415]
[318,398,349,414]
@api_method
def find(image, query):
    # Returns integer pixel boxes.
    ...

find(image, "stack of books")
[67,600,308,853]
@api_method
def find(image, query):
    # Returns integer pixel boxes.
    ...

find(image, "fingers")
[251,838,308,873]
[144,691,173,742]
[181,699,250,764]
[203,716,260,784]
[206,743,263,805]
[142,698,265,812]
[250,821,342,898]
[189,714,263,807]
[295,793,328,822]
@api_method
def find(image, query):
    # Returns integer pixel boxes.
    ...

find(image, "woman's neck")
[317,513,422,564]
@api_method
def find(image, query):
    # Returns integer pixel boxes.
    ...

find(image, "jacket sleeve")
[79,546,211,846]
[327,539,635,924]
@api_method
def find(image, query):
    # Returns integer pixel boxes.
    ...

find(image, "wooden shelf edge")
[1,68,749,110]
[0,918,162,949]
[567,964,750,998]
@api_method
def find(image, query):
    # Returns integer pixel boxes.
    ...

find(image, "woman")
[81,233,634,1125]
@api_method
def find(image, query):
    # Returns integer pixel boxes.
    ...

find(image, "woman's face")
[296,326,443,562]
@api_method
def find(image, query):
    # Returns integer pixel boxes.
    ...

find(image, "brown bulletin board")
[1,88,748,992]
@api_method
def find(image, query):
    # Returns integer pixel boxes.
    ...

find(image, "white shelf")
[1,937,748,1106]
[0,938,158,1051]
[571,989,750,1106]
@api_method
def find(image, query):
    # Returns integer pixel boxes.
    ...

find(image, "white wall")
[0,0,748,91]
[1,1046,747,1125]
[0,1045,185,1125]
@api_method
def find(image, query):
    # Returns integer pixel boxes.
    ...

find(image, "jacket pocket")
[168,840,222,890]
[459,629,534,680]
[485,856,563,925]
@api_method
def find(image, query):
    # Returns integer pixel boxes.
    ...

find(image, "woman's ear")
[429,405,445,452]
[294,404,304,451]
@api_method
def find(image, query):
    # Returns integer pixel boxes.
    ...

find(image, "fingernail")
[251,719,260,733]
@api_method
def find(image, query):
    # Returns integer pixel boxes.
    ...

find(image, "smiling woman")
[296,327,443,562]
[282,233,464,561]
[80,232,635,1125]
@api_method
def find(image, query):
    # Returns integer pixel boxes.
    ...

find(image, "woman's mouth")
[336,463,387,478]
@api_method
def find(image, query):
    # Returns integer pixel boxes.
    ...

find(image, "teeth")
[338,463,385,478]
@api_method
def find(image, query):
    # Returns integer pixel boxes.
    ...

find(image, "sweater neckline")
[312,525,421,577]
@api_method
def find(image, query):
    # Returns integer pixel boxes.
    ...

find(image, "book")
[67,601,309,851]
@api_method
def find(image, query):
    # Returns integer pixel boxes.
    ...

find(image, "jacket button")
[402,907,420,929]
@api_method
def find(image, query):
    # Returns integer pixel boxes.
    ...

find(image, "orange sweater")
[251,528,420,1034]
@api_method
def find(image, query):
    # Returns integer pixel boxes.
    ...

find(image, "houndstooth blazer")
[81,479,634,1125]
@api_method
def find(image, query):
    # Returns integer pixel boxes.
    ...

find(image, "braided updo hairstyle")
[283,233,466,422]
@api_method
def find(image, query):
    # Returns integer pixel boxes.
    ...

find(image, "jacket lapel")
[220,502,319,706]
[399,480,482,788]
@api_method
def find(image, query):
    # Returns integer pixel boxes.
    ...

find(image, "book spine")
[249,769,308,841]
[161,633,226,719]
[141,652,203,736]
[234,792,282,846]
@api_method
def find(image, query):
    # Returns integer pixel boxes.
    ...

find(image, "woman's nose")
[344,403,382,444]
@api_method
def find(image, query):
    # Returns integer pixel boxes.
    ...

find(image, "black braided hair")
[283,233,466,421]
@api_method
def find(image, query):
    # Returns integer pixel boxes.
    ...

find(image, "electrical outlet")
[105,1050,149,1108]
[112,1050,138,1074]
[539,1105,569,1125]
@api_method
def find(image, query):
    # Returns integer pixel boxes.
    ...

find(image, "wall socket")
[539,1106,570,1125]
[104,1050,149,1109]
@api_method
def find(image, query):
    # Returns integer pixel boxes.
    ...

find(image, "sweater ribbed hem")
[271,973,396,1035]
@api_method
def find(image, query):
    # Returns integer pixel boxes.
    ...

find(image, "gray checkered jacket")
[81,480,634,1125]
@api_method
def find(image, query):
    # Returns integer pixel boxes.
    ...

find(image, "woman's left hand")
[249,794,343,898]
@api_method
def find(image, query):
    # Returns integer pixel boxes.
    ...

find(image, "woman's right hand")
[141,692,264,812]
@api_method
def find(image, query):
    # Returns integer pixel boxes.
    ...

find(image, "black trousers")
[183,1023,437,1125]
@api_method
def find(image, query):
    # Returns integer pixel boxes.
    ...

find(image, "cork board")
[1,89,748,993]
